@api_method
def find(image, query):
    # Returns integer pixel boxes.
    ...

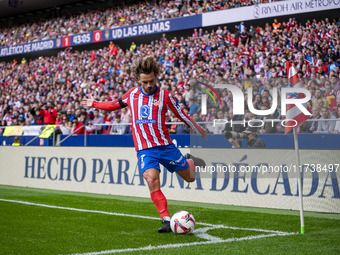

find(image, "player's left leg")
[159,143,204,183]
[176,159,196,182]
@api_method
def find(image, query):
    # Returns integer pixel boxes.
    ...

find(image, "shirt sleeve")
[166,92,206,137]
[92,92,129,111]
[92,99,124,111]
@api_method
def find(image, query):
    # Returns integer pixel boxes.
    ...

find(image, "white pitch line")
[213,224,290,235]
[0,198,297,255]
[0,198,160,220]
[0,198,290,235]
[193,226,224,241]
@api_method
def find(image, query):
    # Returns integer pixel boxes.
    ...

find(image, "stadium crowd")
[0,15,340,136]
[0,0,281,47]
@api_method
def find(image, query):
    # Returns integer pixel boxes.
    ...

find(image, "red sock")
[150,190,170,220]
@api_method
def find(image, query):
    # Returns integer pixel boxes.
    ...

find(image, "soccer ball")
[170,211,196,234]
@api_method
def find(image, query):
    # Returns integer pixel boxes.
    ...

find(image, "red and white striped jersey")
[92,86,205,151]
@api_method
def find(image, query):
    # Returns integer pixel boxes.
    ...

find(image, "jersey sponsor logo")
[140,105,150,118]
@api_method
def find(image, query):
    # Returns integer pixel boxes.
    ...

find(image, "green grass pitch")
[0,185,339,255]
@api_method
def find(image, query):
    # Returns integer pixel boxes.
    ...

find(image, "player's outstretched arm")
[81,95,95,108]
[81,95,125,111]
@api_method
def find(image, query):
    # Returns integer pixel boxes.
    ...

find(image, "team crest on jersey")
[140,105,150,118]
[153,100,161,106]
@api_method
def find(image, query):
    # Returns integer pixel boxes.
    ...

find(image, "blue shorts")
[137,143,189,175]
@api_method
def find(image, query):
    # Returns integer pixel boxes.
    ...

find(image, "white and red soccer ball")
[170,211,196,234]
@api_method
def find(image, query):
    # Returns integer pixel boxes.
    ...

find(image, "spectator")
[314,107,336,133]
[328,58,339,73]
[304,106,321,133]
[239,29,250,45]
[259,105,277,134]
[238,21,246,33]
[72,118,85,135]
[55,112,63,127]
[188,99,200,116]
[206,112,225,134]
[120,107,131,134]
[224,109,245,133]
[312,89,328,107]
[331,106,340,133]
[272,19,282,33]
[183,83,195,104]
[80,112,90,126]
[12,136,22,146]
[33,109,44,125]
[39,102,57,124]
[86,120,94,135]
[60,116,70,135]
[92,109,104,134]
[0,120,7,135]
[110,114,126,135]
[324,83,337,113]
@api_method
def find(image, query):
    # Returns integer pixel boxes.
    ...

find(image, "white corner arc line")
[193,227,224,241]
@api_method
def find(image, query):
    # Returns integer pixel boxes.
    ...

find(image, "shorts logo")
[140,105,150,118]
[175,155,183,163]
[169,161,175,165]
[140,154,145,169]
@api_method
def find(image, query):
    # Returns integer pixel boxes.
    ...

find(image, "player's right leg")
[143,168,171,233]
[137,148,171,233]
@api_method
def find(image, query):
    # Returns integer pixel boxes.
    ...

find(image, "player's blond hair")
[131,56,160,79]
